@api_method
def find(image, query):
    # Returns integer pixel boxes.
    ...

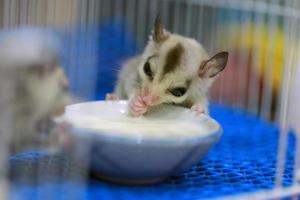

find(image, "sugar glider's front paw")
[129,96,148,117]
[191,103,207,115]
[106,93,120,101]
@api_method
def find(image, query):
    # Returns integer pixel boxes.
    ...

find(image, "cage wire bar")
[0,0,300,199]
[275,0,296,190]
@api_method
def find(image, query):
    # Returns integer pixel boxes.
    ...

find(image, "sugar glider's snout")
[142,93,160,106]
[140,86,160,106]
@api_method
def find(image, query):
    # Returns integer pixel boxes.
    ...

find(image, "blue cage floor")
[9,104,296,200]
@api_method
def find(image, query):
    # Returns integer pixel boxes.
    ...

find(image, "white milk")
[63,102,219,140]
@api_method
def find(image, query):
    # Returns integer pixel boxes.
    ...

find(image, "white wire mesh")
[0,0,299,199]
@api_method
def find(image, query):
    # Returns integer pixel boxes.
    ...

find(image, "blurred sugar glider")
[106,16,229,116]
[0,29,71,153]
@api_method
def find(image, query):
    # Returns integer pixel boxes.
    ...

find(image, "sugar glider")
[0,29,70,153]
[107,16,228,117]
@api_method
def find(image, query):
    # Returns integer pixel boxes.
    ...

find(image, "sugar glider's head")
[137,16,229,107]
[0,29,70,118]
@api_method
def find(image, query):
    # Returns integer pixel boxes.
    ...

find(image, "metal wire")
[0,0,299,199]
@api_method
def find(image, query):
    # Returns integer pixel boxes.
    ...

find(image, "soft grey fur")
[0,30,70,153]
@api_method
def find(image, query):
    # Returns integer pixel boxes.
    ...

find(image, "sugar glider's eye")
[169,87,187,97]
[143,62,153,79]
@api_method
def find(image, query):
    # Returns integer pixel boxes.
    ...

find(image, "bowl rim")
[59,101,223,146]
[69,126,222,146]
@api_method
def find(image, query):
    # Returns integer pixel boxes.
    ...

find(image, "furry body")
[0,29,70,153]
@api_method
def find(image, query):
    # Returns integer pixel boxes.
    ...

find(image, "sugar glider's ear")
[198,52,229,78]
[152,15,169,43]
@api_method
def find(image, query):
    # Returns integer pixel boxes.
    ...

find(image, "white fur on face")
[137,33,211,106]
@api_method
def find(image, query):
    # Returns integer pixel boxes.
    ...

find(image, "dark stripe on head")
[162,43,184,76]
[186,79,192,87]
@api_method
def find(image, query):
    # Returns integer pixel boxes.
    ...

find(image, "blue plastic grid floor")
[6,21,297,199]
[9,104,296,200]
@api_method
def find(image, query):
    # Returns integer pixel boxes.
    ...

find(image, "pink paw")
[106,93,120,101]
[191,104,207,115]
[129,96,148,117]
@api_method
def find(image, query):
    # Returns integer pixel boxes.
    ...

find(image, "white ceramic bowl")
[60,101,222,184]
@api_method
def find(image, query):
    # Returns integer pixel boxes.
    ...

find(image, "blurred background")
[0,0,300,199]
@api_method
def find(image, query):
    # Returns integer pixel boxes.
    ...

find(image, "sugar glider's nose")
[142,93,160,106]
[141,86,160,106]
